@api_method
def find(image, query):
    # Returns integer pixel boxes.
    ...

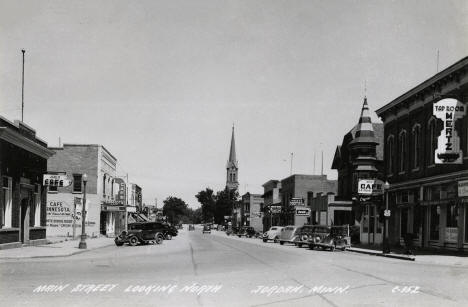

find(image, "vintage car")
[310,225,351,251]
[237,226,257,238]
[262,226,284,243]
[226,226,239,236]
[279,225,301,245]
[114,222,165,246]
[293,225,316,247]
[307,225,331,249]
[202,224,211,234]
[162,223,178,240]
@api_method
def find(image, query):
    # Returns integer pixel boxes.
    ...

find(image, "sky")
[1,0,467,208]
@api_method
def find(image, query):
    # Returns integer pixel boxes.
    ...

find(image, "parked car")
[279,225,301,245]
[202,224,211,234]
[237,226,256,238]
[114,222,165,246]
[293,225,315,247]
[312,225,351,251]
[162,223,178,240]
[262,226,284,243]
[226,226,239,236]
[307,225,331,249]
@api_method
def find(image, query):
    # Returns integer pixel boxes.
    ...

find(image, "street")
[1,228,467,307]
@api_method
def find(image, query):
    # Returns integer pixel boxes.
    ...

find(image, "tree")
[162,196,189,224]
[214,188,239,225]
[195,188,216,223]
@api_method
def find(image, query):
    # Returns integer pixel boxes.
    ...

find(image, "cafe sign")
[433,98,466,164]
[43,174,72,187]
[358,179,384,195]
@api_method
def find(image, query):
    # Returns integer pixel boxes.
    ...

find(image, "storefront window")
[430,205,440,240]
[401,208,409,237]
[369,206,375,234]
[413,206,423,239]
[363,206,369,233]
[446,203,458,228]
[465,205,468,242]
[2,177,12,228]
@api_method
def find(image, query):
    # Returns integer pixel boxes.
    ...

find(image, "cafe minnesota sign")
[434,98,466,164]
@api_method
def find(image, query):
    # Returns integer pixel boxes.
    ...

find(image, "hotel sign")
[434,98,466,164]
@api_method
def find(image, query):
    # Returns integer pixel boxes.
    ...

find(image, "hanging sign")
[434,98,466,164]
[358,179,384,195]
[295,208,311,216]
[289,198,304,206]
[270,205,282,213]
[458,180,468,197]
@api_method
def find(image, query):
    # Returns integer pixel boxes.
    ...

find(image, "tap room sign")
[433,98,466,164]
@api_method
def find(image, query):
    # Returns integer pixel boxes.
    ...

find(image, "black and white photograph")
[1,1,467,306]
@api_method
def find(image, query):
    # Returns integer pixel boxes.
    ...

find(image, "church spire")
[228,124,237,164]
[226,125,238,191]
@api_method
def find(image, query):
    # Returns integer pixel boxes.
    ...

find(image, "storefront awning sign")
[270,205,282,213]
[358,179,384,195]
[434,98,466,164]
[43,174,71,187]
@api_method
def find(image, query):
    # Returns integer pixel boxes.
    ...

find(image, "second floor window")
[428,119,437,165]
[412,125,420,169]
[387,136,394,174]
[73,174,82,193]
[399,130,407,172]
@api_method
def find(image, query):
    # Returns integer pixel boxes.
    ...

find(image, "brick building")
[262,180,282,231]
[376,57,468,251]
[0,118,54,249]
[331,98,385,245]
[241,192,264,232]
[47,144,122,238]
[280,174,337,226]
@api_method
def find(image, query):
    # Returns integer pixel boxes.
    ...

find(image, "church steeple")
[226,125,239,191]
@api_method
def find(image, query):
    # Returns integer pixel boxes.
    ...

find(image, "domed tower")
[226,125,239,191]
[348,97,380,192]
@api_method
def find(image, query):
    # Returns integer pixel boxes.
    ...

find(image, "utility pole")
[125,173,129,231]
[21,49,25,122]
[290,152,293,176]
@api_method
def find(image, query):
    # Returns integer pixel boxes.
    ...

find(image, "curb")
[347,248,415,261]
[0,242,115,260]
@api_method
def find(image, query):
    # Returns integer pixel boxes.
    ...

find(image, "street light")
[78,173,88,249]
[383,181,390,254]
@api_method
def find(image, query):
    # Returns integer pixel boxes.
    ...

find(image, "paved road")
[1,229,467,307]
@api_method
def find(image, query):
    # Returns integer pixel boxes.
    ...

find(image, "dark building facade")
[0,118,54,249]
[332,98,385,245]
[376,56,468,251]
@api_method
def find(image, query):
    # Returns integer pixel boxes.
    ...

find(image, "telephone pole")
[21,49,25,122]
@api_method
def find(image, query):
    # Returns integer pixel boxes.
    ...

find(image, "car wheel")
[330,245,335,252]
[274,237,279,243]
[280,241,284,245]
[263,238,267,243]
[155,234,164,245]
[128,236,139,246]
[115,242,124,246]
[238,235,241,238]
[165,234,172,240]
[298,243,303,248]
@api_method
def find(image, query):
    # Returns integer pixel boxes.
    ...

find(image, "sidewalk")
[347,246,416,261]
[0,237,114,259]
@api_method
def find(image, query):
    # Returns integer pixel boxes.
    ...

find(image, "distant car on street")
[114,222,165,246]
[279,225,301,245]
[262,226,284,243]
[237,226,256,238]
[188,224,195,231]
[202,224,211,234]
[226,226,239,236]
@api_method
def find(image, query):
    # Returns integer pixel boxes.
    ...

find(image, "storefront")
[100,202,125,237]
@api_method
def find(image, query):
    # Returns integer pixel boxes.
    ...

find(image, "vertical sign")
[433,98,466,164]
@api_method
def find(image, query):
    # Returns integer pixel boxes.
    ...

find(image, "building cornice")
[376,56,468,117]
[0,127,54,159]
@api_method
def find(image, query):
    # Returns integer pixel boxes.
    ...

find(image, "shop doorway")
[20,187,33,243]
